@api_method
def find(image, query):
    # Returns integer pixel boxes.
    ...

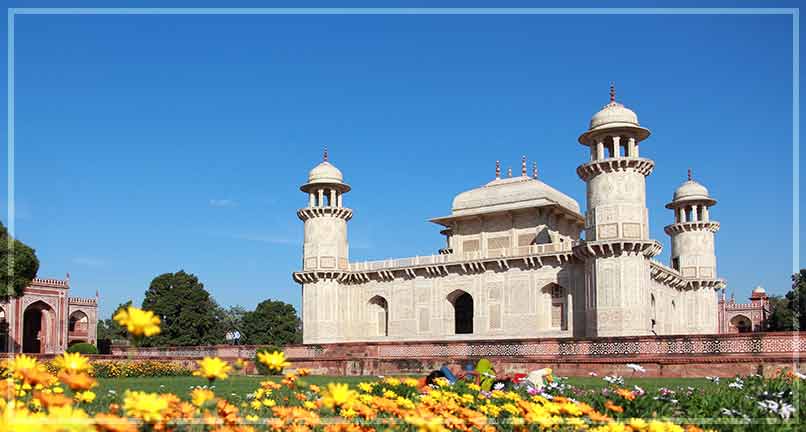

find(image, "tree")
[788,270,805,330]
[96,301,132,341]
[0,221,39,298]
[209,303,248,344]
[766,295,795,331]
[241,299,301,346]
[141,270,220,346]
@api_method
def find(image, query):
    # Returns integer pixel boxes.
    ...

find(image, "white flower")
[633,385,645,396]
[626,363,646,374]
[795,371,806,380]
[779,403,795,419]
[706,376,720,384]
[728,381,743,389]
[588,372,598,377]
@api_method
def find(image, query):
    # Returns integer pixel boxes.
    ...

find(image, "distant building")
[0,276,98,353]
[294,86,727,344]
[718,286,770,333]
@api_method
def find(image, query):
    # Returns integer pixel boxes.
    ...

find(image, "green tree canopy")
[0,221,39,298]
[96,301,133,341]
[241,299,301,346]
[766,270,805,332]
[788,270,805,330]
[141,270,220,346]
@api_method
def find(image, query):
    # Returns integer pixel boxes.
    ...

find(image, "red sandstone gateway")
[0,276,98,354]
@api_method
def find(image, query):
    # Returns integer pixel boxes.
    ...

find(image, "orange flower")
[588,410,612,423]
[19,368,56,387]
[604,400,624,413]
[58,371,98,391]
[94,413,139,432]
[615,388,636,401]
[34,391,72,408]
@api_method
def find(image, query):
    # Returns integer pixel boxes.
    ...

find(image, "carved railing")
[349,242,576,272]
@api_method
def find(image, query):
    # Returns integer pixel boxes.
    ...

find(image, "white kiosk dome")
[579,84,651,144]
[300,149,351,193]
[666,170,715,208]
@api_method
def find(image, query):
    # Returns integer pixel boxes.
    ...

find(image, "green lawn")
[95,374,711,398]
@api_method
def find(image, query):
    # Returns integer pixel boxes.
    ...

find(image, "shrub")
[66,343,98,354]
[91,360,193,378]
[254,345,281,375]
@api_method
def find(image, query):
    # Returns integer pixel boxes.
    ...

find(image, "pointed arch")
[23,301,56,354]
[447,289,474,335]
[368,295,389,337]
[729,314,752,333]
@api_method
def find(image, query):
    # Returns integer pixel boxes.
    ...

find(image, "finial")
[66,272,70,281]
[532,162,538,179]
[609,82,616,103]
[521,156,527,176]
[687,168,692,181]
[323,146,328,162]
[495,160,501,179]
[507,167,512,178]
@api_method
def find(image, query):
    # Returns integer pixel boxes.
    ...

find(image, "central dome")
[450,176,581,217]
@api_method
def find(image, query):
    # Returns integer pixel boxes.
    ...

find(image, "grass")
[95,374,712,398]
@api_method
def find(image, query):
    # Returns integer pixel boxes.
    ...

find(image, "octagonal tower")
[573,84,662,336]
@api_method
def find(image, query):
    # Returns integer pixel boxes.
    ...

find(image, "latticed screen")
[462,239,480,252]
[552,303,565,329]
[487,236,510,250]
[518,234,535,246]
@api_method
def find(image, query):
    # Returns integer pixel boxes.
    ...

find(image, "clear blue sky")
[1,2,801,318]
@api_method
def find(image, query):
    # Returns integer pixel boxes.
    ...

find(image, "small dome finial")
[323,146,329,162]
[507,167,512,178]
[495,160,501,179]
[687,168,692,181]
[609,82,616,103]
[521,156,527,176]
[532,161,538,179]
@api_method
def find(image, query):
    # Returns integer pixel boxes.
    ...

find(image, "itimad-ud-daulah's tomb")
[293,87,727,345]
[119,88,802,377]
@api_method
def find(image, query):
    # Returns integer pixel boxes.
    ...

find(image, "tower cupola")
[664,170,721,284]
[297,148,352,272]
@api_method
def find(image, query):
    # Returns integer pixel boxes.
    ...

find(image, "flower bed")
[2,351,803,431]
[3,306,799,431]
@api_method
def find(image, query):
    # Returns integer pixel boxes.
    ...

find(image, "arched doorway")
[448,290,473,334]
[368,296,389,337]
[23,301,55,354]
[0,307,7,353]
[730,315,752,333]
[68,310,90,343]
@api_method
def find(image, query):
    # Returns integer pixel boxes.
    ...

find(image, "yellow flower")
[358,382,375,393]
[628,418,649,430]
[303,400,317,410]
[249,399,262,410]
[340,407,357,419]
[113,306,161,337]
[123,390,170,423]
[74,390,96,403]
[403,378,420,388]
[193,357,231,382]
[322,383,356,409]
[383,389,398,399]
[190,387,215,406]
[52,352,92,374]
[262,398,276,407]
[233,358,246,370]
[384,377,401,386]
[8,355,41,380]
[256,350,290,374]
[46,405,94,432]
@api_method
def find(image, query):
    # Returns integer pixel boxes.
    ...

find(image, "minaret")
[664,170,720,280]
[298,147,352,272]
[296,149,352,343]
[573,84,662,337]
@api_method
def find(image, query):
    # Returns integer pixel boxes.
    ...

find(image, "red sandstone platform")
[100,332,804,378]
